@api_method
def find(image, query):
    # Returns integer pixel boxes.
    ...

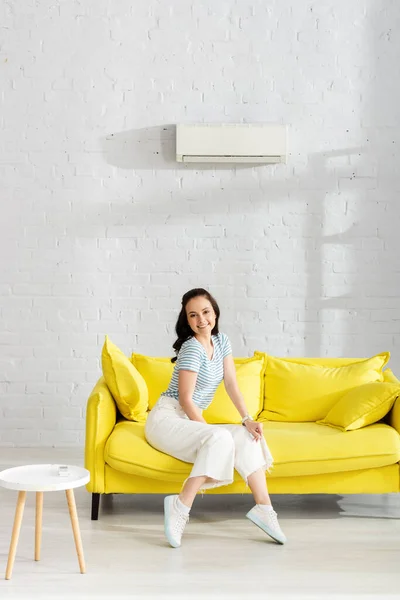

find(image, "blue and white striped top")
[163,332,232,410]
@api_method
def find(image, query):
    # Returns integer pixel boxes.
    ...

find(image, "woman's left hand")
[244,420,263,442]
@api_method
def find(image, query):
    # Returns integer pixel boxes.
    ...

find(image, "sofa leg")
[91,493,100,520]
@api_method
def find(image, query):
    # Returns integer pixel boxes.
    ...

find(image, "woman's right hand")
[245,419,263,442]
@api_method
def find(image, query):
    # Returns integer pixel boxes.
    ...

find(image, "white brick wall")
[1,0,399,446]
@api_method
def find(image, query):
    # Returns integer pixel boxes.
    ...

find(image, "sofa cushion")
[105,421,189,482]
[130,354,174,410]
[256,352,390,422]
[316,382,400,431]
[104,420,400,481]
[102,337,148,422]
[203,355,265,424]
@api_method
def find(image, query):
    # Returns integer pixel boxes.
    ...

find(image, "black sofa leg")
[91,493,100,520]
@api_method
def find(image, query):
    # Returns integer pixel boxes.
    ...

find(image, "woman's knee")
[205,427,234,449]
[235,425,256,445]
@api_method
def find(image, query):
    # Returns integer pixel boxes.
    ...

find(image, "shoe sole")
[164,496,180,548]
[246,511,286,545]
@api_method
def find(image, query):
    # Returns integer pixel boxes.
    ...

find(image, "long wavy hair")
[171,288,220,363]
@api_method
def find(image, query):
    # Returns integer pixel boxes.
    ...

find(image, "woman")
[144,288,286,548]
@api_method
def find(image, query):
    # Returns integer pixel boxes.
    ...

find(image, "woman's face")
[185,296,216,336]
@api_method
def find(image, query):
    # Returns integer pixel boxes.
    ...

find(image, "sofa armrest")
[84,376,117,493]
[384,369,400,435]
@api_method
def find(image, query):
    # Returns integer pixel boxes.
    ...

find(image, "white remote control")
[58,465,69,477]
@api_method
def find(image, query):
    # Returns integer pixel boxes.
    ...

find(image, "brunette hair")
[171,288,220,363]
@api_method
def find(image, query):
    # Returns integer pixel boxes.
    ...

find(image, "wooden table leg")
[65,489,86,574]
[35,492,43,561]
[5,490,27,580]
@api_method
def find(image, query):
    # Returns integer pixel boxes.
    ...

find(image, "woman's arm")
[223,355,263,441]
[223,355,249,419]
[178,370,207,423]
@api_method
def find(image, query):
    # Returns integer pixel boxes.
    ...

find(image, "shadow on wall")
[302,0,400,361]
[101,124,240,171]
[98,123,289,225]
[303,147,366,358]
[101,124,176,170]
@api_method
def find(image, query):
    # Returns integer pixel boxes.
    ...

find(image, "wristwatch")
[241,415,254,426]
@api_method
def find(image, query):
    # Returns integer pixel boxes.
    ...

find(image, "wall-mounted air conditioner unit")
[176,123,287,164]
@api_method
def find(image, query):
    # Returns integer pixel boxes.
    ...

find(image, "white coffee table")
[0,464,90,580]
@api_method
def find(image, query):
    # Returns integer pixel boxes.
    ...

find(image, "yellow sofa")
[85,351,400,520]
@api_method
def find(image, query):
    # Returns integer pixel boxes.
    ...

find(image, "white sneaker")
[246,505,287,545]
[164,495,189,548]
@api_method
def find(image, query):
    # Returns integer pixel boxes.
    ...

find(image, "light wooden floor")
[0,448,399,600]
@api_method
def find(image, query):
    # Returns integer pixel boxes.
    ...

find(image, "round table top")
[0,464,90,492]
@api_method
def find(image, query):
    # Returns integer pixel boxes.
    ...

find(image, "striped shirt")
[163,332,232,410]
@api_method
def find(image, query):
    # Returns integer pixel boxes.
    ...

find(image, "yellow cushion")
[316,382,400,431]
[256,351,390,422]
[104,419,400,480]
[102,337,148,421]
[383,368,400,385]
[130,354,174,410]
[203,355,265,424]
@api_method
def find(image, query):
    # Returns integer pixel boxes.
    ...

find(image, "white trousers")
[144,396,274,490]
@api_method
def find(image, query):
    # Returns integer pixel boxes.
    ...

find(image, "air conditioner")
[176,123,287,164]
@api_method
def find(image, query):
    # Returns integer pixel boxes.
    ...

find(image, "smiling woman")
[143,287,286,549]
[171,288,220,363]
[186,296,217,353]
